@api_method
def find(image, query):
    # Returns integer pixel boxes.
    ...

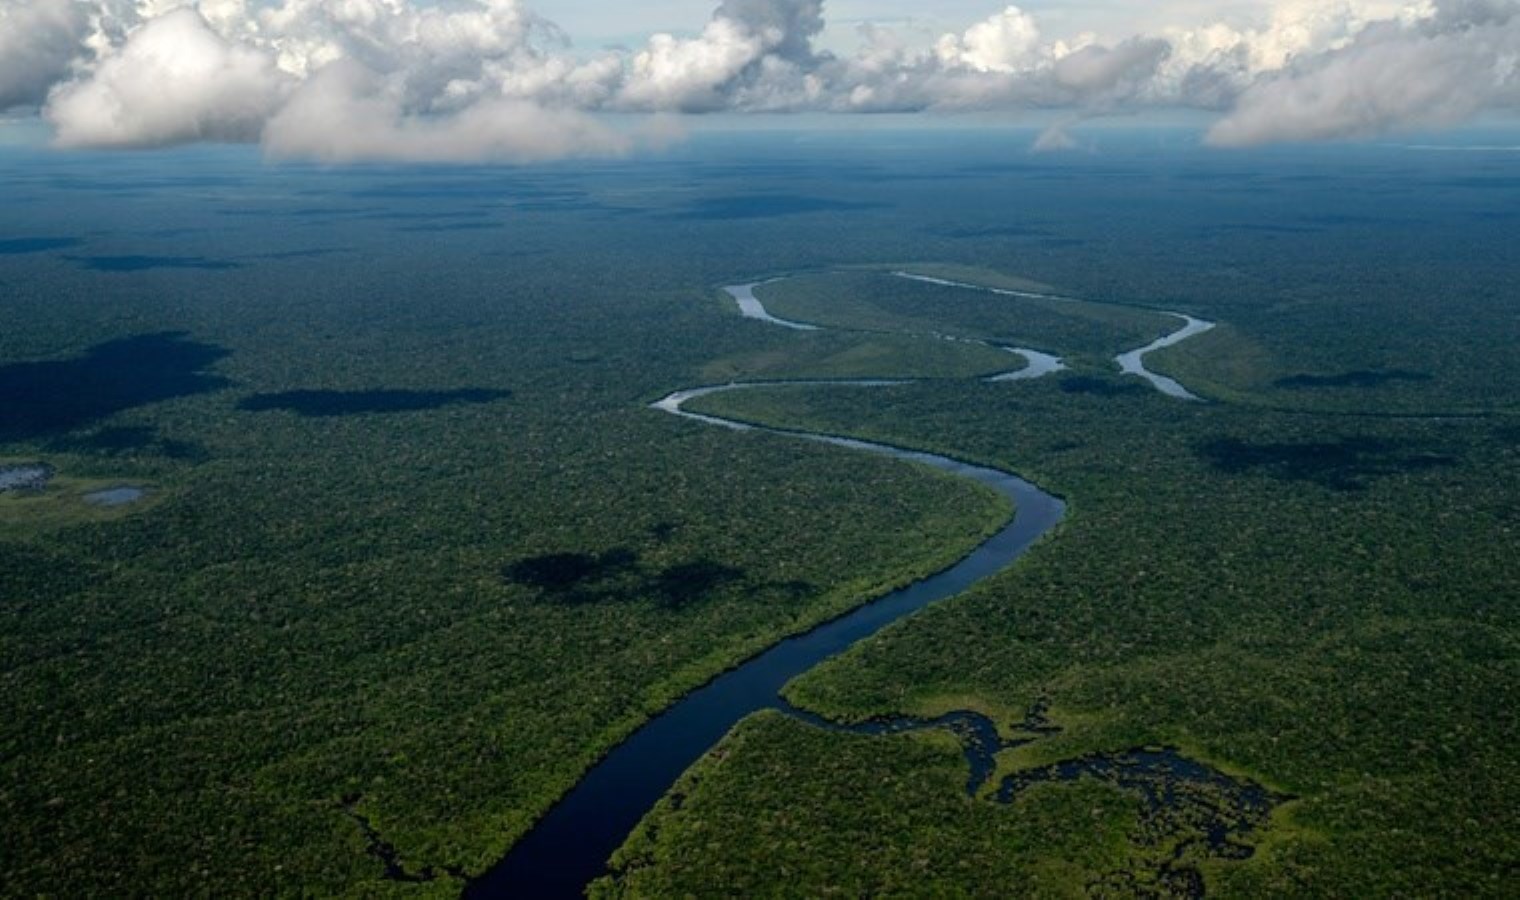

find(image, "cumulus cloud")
[47,8,290,148]
[262,58,631,162]
[0,0,90,111]
[0,0,1513,159]
[1208,1,1520,145]
[936,6,1041,74]
[616,0,829,111]
[714,0,825,62]
[619,19,768,111]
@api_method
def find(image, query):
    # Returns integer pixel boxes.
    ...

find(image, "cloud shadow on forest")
[0,332,231,443]
[0,237,83,255]
[503,547,810,611]
[1274,369,1433,390]
[668,195,886,221]
[1196,436,1456,491]
[239,388,511,418]
[67,255,241,272]
[46,425,208,462]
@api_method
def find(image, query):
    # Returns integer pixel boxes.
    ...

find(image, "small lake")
[0,464,53,492]
[84,487,146,507]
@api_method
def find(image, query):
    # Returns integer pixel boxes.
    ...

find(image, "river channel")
[466,289,1068,897]
[468,271,1218,896]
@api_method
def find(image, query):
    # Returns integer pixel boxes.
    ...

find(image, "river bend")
[466,288,1069,897]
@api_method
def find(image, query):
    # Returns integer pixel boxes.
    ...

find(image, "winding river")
[889,271,1215,397]
[1115,315,1217,401]
[468,272,1217,897]
[723,281,819,331]
[728,277,1070,384]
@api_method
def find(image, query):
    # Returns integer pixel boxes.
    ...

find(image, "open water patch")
[83,487,147,507]
[0,463,53,492]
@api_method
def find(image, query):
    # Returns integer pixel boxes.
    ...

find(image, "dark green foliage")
[1197,436,1457,491]
[675,360,1517,896]
[0,145,1017,896]
[45,425,207,461]
[1058,374,1150,397]
[239,388,510,417]
[596,713,1146,898]
[1275,369,1433,390]
[2,135,1517,897]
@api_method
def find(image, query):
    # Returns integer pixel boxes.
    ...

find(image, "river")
[465,286,1070,897]
[468,270,1220,896]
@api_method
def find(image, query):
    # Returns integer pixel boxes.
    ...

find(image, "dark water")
[466,393,1065,898]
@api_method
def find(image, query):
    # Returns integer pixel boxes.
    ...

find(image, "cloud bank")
[0,0,1513,160]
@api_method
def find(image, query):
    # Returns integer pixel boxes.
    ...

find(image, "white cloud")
[1208,2,1520,145]
[1053,39,1171,94]
[936,6,1041,74]
[261,58,632,162]
[0,0,1509,158]
[713,0,825,61]
[619,19,767,111]
[46,7,290,148]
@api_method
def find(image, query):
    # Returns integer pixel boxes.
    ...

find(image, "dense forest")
[1,133,1515,896]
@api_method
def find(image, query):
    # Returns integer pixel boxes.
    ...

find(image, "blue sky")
[537,1,1264,49]
[545,2,1142,49]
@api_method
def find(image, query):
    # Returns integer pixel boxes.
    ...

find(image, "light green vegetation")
[0,469,156,537]
[874,262,1058,295]
[755,269,1176,366]
[699,326,1022,382]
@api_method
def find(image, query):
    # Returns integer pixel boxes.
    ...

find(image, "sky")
[0,0,1516,161]
[538,2,1257,50]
